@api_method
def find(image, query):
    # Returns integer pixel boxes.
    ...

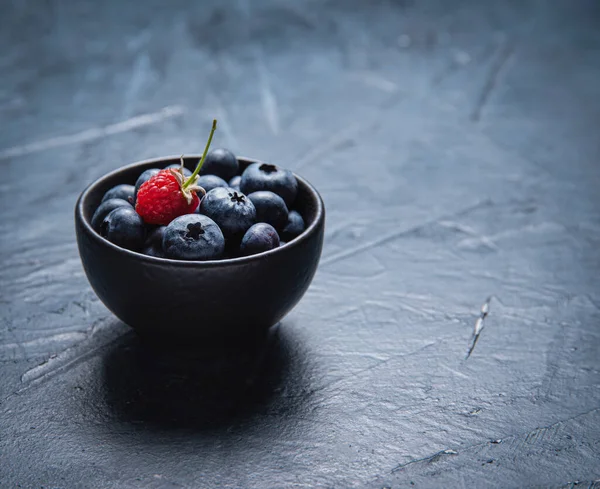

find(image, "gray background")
[1,0,599,487]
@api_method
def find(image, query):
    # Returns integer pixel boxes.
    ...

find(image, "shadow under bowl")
[75,155,325,342]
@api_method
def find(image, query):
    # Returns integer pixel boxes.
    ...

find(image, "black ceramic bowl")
[75,155,325,342]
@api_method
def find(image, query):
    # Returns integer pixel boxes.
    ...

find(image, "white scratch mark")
[453,50,471,66]
[261,83,280,135]
[351,71,398,93]
[440,219,501,251]
[18,320,123,388]
[0,97,24,112]
[457,234,500,252]
[457,222,564,251]
[1,332,87,352]
[127,28,152,52]
[0,105,185,160]
[213,103,238,149]
[392,448,458,472]
[254,46,279,135]
[397,34,412,48]
[206,86,239,149]
[20,340,109,387]
[465,297,492,359]
[438,220,480,236]
[440,364,470,379]
[122,53,153,118]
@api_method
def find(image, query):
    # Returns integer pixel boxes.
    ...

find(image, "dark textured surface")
[1,1,599,488]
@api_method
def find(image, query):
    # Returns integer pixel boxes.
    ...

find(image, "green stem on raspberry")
[182,119,217,190]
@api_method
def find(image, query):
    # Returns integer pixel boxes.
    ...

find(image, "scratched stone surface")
[1,0,599,488]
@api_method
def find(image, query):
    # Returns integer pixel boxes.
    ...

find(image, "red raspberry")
[135,119,218,225]
[135,169,201,225]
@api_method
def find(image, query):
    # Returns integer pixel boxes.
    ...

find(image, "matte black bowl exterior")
[75,156,325,341]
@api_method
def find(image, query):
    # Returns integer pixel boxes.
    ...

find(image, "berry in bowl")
[75,121,325,342]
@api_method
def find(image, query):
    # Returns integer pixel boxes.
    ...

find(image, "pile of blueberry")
[91,148,305,260]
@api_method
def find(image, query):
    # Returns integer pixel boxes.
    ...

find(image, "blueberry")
[102,184,135,204]
[240,223,280,256]
[240,163,298,207]
[198,174,228,193]
[142,245,166,258]
[142,226,166,257]
[163,214,225,260]
[100,207,146,251]
[199,187,256,240]
[229,175,241,191]
[247,191,288,230]
[145,225,167,247]
[91,198,132,231]
[135,168,160,200]
[165,163,193,178]
[281,210,305,241]
[201,148,239,181]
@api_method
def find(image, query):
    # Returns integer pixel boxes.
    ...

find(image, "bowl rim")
[76,154,325,268]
